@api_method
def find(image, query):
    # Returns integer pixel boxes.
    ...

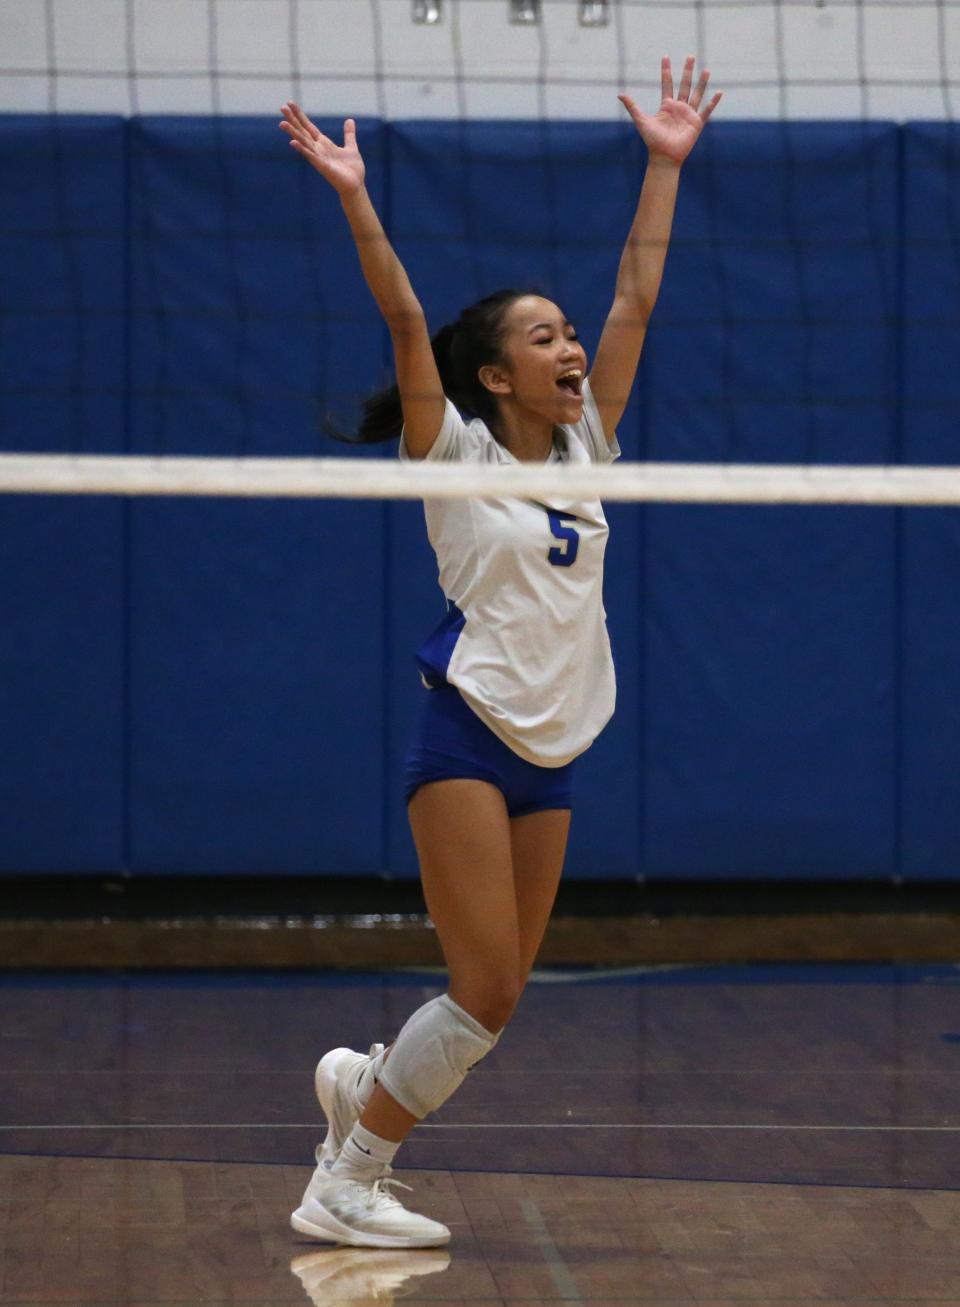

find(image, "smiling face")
[478,295,588,426]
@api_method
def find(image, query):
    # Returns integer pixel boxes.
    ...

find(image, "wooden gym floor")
[3,964,960,1304]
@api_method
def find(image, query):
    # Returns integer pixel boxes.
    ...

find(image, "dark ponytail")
[328,288,542,444]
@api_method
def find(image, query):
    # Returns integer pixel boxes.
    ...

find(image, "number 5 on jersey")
[546,510,580,568]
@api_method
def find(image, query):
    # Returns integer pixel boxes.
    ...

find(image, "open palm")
[279,103,365,195]
[619,56,721,165]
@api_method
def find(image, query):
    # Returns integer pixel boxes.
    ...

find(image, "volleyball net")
[0,0,958,506]
[3,1,960,884]
[5,454,960,506]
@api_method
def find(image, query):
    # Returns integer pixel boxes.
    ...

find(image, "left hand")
[619,56,721,165]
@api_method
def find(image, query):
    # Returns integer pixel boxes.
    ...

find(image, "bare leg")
[359,777,518,1142]
[364,805,571,1140]
[510,807,571,986]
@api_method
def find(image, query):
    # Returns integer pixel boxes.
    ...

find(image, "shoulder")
[400,399,503,464]
[560,377,621,465]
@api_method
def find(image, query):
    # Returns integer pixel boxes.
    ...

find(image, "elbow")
[613,292,655,330]
[384,302,427,338]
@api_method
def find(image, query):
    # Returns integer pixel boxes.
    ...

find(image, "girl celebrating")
[281,56,720,1249]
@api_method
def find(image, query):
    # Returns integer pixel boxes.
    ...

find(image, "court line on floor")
[519,1198,583,1303]
[2,1122,960,1132]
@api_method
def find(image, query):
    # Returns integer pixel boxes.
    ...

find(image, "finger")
[283,104,334,152]
[343,117,357,149]
[660,56,673,102]
[689,68,710,111]
[299,108,322,142]
[279,118,315,151]
[700,90,722,122]
[288,101,320,141]
[617,93,647,130]
[677,55,695,102]
[280,104,311,141]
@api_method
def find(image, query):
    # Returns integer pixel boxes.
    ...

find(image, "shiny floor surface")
[3,963,960,1304]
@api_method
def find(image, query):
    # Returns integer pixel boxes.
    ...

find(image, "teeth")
[558,369,582,380]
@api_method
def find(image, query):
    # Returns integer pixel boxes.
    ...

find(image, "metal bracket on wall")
[509,0,541,24]
[412,0,443,23]
[579,1,610,25]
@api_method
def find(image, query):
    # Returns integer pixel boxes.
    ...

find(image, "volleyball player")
[280,56,720,1249]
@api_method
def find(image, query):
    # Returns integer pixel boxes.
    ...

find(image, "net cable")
[4,452,960,505]
[2,0,958,504]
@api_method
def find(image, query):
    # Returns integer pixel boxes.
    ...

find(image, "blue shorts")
[404,684,575,818]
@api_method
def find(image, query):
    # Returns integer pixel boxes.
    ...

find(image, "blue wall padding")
[126,498,386,874]
[0,116,127,454]
[642,124,900,878]
[564,501,644,877]
[0,497,125,872]
[128,117,390,455]
[125,118,390,872]
[0,117,126,872]
[0,115,958,879]
[643,505,897,879]
[901,124,960,878]
[648,124,900,464]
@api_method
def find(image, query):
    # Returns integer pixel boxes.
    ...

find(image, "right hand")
[279,104,365,195]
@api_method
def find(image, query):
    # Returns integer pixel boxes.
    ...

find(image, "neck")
[492,401,555,463]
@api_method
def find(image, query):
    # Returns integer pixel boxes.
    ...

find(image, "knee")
[453,974,523,1034]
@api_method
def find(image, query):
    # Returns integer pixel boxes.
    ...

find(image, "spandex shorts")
[404,684,575,818]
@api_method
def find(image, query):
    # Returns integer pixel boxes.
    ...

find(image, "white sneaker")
[289,1247,450,1303]
[290,1170,451,1249]
[314,1043,385,1169]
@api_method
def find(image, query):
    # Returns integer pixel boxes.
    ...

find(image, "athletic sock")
[330,1121,400,1182]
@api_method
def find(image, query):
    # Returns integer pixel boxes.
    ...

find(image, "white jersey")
[400,378,619,768]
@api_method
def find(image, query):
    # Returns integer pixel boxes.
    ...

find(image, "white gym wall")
[0,0,956,120]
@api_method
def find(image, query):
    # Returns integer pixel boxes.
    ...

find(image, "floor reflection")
[289,1247,451,1304]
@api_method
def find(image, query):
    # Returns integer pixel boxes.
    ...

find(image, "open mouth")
[556,368,583,397]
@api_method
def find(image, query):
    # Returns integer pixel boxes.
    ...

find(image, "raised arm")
[280,104,444,457]
[588,57,722,443]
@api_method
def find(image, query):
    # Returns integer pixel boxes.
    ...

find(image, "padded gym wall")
[0,116,126,872]
[0,116,957,879]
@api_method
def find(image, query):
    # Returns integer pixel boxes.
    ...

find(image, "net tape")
[3,453,960,505]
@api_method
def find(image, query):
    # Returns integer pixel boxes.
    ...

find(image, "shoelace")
[366,1175,413,1209]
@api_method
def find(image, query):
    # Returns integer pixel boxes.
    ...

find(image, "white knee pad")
[377,993,499,1120]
